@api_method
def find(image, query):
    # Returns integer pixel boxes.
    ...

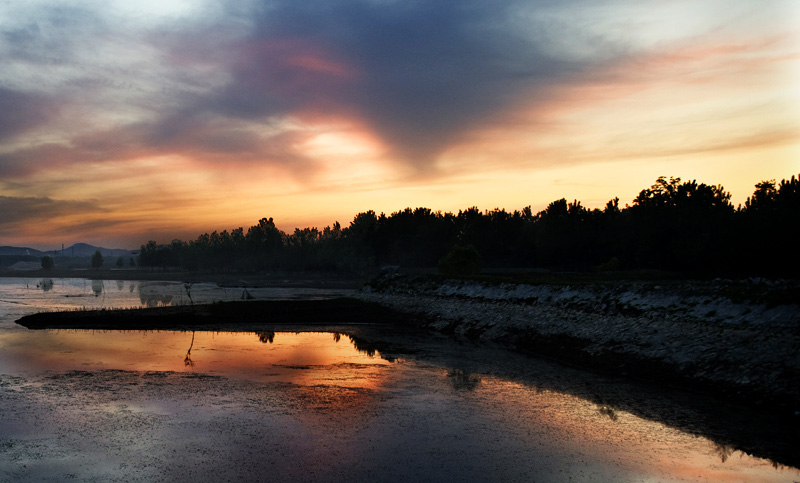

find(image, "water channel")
[0,277,797,482]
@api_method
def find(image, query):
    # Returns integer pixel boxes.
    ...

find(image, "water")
[0,277,797,482]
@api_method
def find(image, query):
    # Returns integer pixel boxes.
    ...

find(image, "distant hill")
[0,243,133,258]
[56,243,134,258]
[0,246,44,257]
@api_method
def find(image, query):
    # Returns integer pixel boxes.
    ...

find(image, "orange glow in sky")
[0,0,797,249]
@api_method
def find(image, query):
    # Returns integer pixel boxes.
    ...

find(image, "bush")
[438,244,483,276]
[596,256,620,272]
[41,256,54,270]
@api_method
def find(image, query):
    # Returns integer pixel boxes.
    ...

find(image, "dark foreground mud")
[15,298,405,331]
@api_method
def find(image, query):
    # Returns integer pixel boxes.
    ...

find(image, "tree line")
[138,174,799,277]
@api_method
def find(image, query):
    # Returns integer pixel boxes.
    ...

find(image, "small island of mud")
[15,297,408,331]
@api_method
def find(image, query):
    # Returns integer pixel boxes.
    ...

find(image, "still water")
[0,277,797,482]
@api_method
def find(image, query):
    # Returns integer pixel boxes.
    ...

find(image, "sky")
[0,0,798,249]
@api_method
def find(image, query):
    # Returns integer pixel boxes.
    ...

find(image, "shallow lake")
[1,277,797,482]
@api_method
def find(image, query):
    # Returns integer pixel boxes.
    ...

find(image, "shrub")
[438,244,483,276]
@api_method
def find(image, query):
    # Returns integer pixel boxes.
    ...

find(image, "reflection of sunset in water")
[0,330,391,392]
[0,325,797,480]
[468,378,797,483]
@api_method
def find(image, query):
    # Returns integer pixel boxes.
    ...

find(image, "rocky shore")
[358,275,800,413]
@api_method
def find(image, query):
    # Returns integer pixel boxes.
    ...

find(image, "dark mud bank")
[15,297,406,331]
[359,275,800,414]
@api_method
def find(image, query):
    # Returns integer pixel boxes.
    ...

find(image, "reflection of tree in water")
[333,332,341,343]
[769,459,785,470]
[447,369,481,391]
[116,280,125,291]
[597,405,618,421]
[37,279,53,292]
[344,334,400,361]
[345,335,375,357]
[712,442,736,463]
[256,331,275,344]
[91,280,103,297]
[184,331,195,368]
[139,285,174,307]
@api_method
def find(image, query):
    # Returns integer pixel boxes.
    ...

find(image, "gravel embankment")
[358,276,800,412]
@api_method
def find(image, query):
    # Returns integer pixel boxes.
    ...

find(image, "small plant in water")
[184,283,193,306]
[184,331,195,367]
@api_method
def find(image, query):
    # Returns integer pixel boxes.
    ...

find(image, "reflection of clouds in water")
[293,384,376,412]
[139,293,174,307]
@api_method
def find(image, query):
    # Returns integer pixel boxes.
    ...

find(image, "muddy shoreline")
[358,275,800,415]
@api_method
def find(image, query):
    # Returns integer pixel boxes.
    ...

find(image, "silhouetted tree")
[629,177,733,272]
[739,174,800,275]
[40,256,54,270]
[245,217,284,270]
[91,250,103,269]
[133,173,799,277]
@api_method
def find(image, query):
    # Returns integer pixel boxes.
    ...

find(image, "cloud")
[0,88,57,141]
[223,1,588,165]
[0,0,637,178]
[0,195,106,235]
[132,0,594,171]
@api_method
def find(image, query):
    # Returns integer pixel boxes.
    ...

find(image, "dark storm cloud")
[1,0,595,175]
[176,0,588,166]
[280,1,569,159]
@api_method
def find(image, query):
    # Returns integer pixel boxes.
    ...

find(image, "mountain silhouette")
[0,243,132,258]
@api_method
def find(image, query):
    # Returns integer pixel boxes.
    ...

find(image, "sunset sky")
[1,0,798,249]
